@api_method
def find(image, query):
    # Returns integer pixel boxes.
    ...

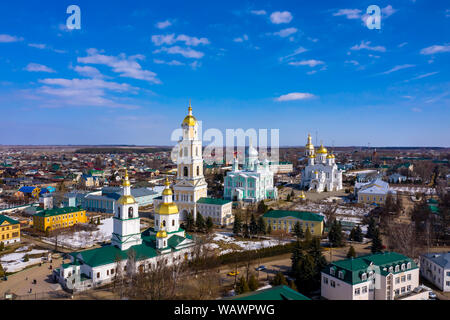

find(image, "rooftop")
[229,285,310,300]
[197,197,232,205]
[263,210,324,222]
[34,206,85,218]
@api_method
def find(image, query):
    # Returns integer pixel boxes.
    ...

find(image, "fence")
[10,290,72,300]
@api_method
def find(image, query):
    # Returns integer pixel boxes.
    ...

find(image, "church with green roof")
[54,173,195,292]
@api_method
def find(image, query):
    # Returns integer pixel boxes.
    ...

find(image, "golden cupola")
[162,178,173,196]
[305,133,314,150]
[118,169,136,205]
[316,143,328,154]
[156,222,167,238]
[326,153,335,159]
[157,178,178,215]
[182,100,197,127]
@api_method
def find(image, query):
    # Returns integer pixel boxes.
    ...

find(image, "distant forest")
[75,147,172,154]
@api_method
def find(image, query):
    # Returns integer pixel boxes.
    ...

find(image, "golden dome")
[118,194,136,205]
[182,102,197,126]
[298,191,306,199]
[308,154,315,158]
[156,223,167,238]
[122,169,131,187]
[326,153,334,159]
[157,202,179,215]
[305,133,314,150]
[316,144,328,154]
[162,178,173,196]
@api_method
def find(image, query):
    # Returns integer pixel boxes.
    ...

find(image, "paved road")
[0,257,64,297]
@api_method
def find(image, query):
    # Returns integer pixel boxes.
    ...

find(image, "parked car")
[429,291,437,300]
[255,265,266,271]
[227,271,240,276]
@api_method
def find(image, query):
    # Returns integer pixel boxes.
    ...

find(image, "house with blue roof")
[420,251,450,292]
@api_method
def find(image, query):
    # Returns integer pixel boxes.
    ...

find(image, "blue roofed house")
[419,252,450,292]
[355,178,396,205]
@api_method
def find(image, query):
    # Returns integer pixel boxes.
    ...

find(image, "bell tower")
[173,101,208,221]
[112,169,142,250]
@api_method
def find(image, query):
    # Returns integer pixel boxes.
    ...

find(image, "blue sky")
[0,0,448,147]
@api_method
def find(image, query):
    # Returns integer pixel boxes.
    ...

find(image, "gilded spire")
[122,169,130,187]
[182,99,197,126]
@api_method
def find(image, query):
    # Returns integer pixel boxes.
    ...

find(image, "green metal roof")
[0,214,20,225]
[197,197,232,205]
[263,210,324,222]
[34,206,85,218]
[231,285,310,300]
[70,241,158,268]
[323,252,418,285]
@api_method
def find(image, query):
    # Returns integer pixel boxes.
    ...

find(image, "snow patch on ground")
[0,246,48,273]
[42,218,114,249]
[211,232,290,255]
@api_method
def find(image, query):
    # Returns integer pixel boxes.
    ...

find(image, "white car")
[429,291,437,300]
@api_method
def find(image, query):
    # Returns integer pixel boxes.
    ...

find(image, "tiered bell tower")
[112,169,142,250]
[173,101,208,221]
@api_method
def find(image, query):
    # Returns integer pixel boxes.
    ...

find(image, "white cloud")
[288,59,325,67]
[156,20,172,29]
[78,49,160,84]
[0,34,24,43]
[420,44,450,55]
[351,41,386,52]
[24,63,56,73]
[398,42,408,48]
[37,78,138,109]
[270,11,293,24]
[28,43,46,49]
[275,92,315,101]
[381,5,397,18]
[380,64,415,75]
[151,34,209,46]
[410,72,439,80]
[251,10,266,15]
[153,46,204,59]
[190,61,201,70]
[153,59,185,66]
[74,65,105,78]
[279,47,308,61]
[345,60,360,66]
[333,9,362,19]
[273,27,298,37]
[233,34,249,42]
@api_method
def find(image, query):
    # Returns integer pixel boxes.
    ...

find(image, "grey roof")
[422,252,450,269]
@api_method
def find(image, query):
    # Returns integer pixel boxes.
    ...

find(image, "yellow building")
[33,207,88,232]
[263,210,324,236]
[0,215,21,245]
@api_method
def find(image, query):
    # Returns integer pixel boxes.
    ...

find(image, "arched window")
[184,147,188,157]
[196,166,200,176]
[196,147,199,156]
[163,220,166,227]
[117,207,121,219]
[407,262,411,269]
[172,220,175,226]
[128,207,133,218]
[401,263,406,271]
[184,166,188,176]
[395,265,399,272]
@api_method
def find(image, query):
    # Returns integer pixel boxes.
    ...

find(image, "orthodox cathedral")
[300,134,343,193]
[223,140,278,202]
[54,171,195,292]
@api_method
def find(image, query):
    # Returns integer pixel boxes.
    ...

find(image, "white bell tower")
[112,169,142,250]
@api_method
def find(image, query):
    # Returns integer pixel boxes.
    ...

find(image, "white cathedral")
[300,133,343,193]
[54,171,195,292]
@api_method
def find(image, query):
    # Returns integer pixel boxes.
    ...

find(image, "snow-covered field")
[42,218,114,249]
[210,232,290,255]
[292,203,369,217]
[0,246,48,273]
[390,186,436,195]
